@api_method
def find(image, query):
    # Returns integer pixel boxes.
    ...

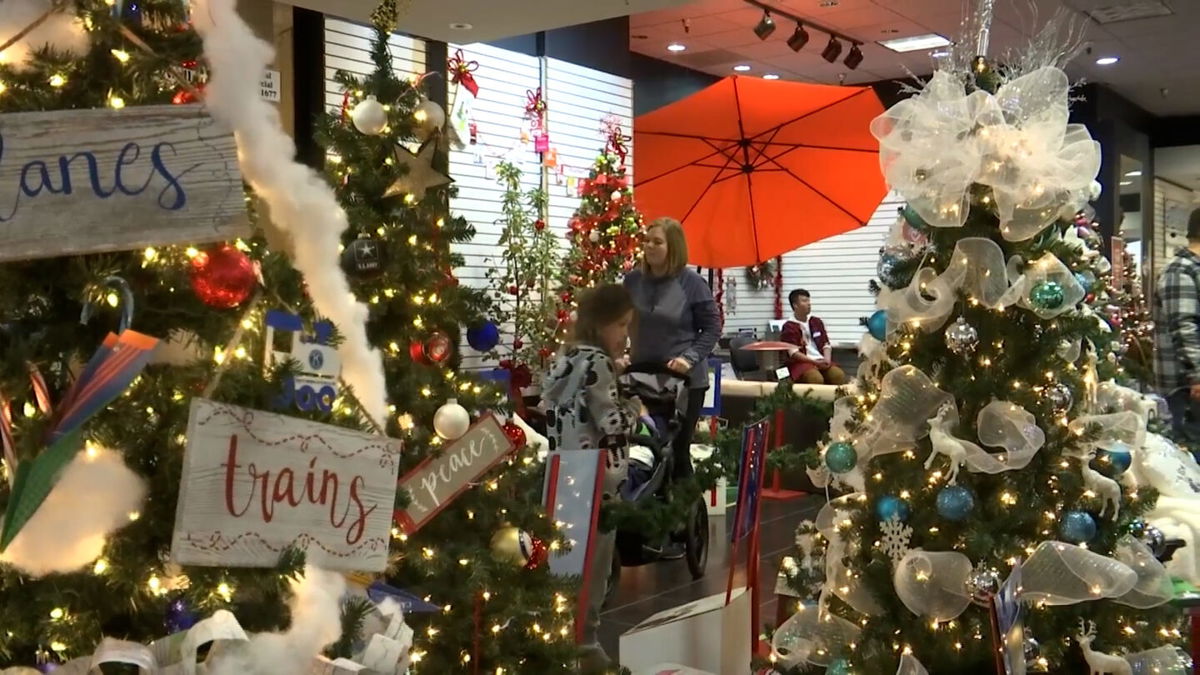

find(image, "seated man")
[780,288,846,385]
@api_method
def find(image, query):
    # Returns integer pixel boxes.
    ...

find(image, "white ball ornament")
[413,97,446,140]
[433,398,471,440]
[350,95,388,135]
[1088,180,1103,201]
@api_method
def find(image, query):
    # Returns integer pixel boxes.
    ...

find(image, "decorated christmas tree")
[0,0,576,671]
[775,14,1185,675]
[560,119,643,306]
[486,160,563,376]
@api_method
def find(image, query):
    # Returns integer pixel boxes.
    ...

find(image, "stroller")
[607,364,710,597]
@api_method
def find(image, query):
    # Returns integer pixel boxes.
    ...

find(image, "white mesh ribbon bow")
[871,67,1100,240]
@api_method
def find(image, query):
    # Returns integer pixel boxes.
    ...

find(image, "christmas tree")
[487,160,563,375]
[775,32,1185,675]
[560,119,643,307]
[0,1,577,671]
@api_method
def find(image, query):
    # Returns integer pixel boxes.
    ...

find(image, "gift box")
[619,587,752,675]
[638,665,717,675]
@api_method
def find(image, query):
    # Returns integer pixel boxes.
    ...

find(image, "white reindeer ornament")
[1080,450,1122,518]
[1076,620,1131,675]
[925,404,967,484]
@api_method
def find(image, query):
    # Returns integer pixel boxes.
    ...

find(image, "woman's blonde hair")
[571,284,634,356]
[642,217,689,277]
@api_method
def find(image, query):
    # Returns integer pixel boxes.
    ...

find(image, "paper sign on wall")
[0,104,247,262]
[171,398,402,571]
[393,415,514,534]
[260,70,281,102]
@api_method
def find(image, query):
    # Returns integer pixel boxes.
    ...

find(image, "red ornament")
[560,292,573,303]
[190,244,257,308]
[534,219,546,231]
[411,331,453,364]
[538,347,553,359]
[511,364,533,389]
[524,536,549,570]
[556,309,569,321]
[503,421,527,447]
[507,285,519,295]
[513,339,524,350]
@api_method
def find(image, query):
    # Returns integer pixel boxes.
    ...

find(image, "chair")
[729,336,776,381]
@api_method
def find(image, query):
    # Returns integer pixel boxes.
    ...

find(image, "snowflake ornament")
[881,514,914,566]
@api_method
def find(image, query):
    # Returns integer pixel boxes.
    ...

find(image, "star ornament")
[384,139,452,200]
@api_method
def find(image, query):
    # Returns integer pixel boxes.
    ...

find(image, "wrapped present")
[620,588,752,675]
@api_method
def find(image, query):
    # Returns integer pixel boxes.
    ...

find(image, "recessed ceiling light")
[733,64,752,72]
[1120,181,1133,186]
[877,33,952,53]
[666,43,687,52]
[763,73,780,80]
[1095,56,1119,65]
[449,22,473,30]
[1126,170,1143,177]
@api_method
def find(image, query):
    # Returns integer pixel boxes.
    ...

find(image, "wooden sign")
[171,398,402,572]
[393,415,514,534]
[0,104,247,262]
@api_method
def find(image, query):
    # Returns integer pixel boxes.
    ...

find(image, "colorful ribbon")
[0,366,52,485]
[524,87,546,117]
[602,116,630,166]
[448,49,480,96]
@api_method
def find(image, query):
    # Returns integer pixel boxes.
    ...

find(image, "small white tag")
[775,366,791,380]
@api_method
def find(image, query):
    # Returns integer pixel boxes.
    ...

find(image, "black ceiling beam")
[742,0,863,46]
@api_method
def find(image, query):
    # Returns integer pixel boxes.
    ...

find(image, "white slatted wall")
[323,19,425,112]
[720,193,901,345]
[544,57,634,235]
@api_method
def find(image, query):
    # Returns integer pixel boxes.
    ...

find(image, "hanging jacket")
[542,344,641,496]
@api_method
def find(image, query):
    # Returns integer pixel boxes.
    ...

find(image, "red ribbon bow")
[525,87,546,118]
[448,49,480,96]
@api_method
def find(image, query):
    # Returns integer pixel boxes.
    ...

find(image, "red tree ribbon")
[448,49,480,96]
[715,269,726,328]
[773,255,785,320]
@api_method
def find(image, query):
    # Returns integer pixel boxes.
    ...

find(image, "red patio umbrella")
[634,76,888,269]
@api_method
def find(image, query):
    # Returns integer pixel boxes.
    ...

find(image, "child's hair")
[572,284,634,354]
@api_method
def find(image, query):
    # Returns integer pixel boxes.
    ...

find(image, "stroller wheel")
[685,498,709,580]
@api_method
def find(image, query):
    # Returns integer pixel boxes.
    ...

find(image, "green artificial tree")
[777,55,1184,675]
[487,161,562,374]
[317,17,577,673]
[560,122,643,309]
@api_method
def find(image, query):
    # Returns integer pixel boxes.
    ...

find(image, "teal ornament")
[1029,281,1065,310]
[825,442,858,474]
[865,310,887,341]
[936,485,975,521]
[1074,270,1096,294]
[900,205,928,231]
[827,658,852,675]
[1060,510,1097,543]
[876,495,910,522]
[1095,443,1132,476]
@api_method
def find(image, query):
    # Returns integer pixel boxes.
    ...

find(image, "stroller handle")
[621,361,689,379]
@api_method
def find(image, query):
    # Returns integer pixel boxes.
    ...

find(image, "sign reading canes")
[171,399,402,572]
[0,103,247,262]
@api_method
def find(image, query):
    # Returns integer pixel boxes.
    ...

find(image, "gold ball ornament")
[350,95,388,136]
[490,526,534,566]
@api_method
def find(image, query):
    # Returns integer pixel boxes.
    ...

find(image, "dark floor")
[598,495,822,664]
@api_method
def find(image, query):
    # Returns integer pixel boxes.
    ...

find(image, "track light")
[787,23,810,51]
[843,43,863,69]
[754,10,776,40]
[821,35,843,63]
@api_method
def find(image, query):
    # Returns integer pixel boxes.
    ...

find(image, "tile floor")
[598,495,823,663]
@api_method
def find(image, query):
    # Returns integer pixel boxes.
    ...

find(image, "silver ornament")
[1048,383,1073,415]
[966,567,1001,606]
[588,230,600,243]
[1139,523,1167,558]
[350,95,388,135]
[944,316,979,355]
[1024,636,1040,662]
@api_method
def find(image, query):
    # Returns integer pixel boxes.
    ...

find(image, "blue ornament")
[936,485,975,521]
[827,658,852,675]
[865,310,887,341]
[1074,270,1096,294]
[1029,281,1065,310]
[875,495,910,522]
[825,442,858,474]
[466,320,500,352]
[165,597,198,634]
[1060,510,1098,543]
[1096,443,1133,476]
